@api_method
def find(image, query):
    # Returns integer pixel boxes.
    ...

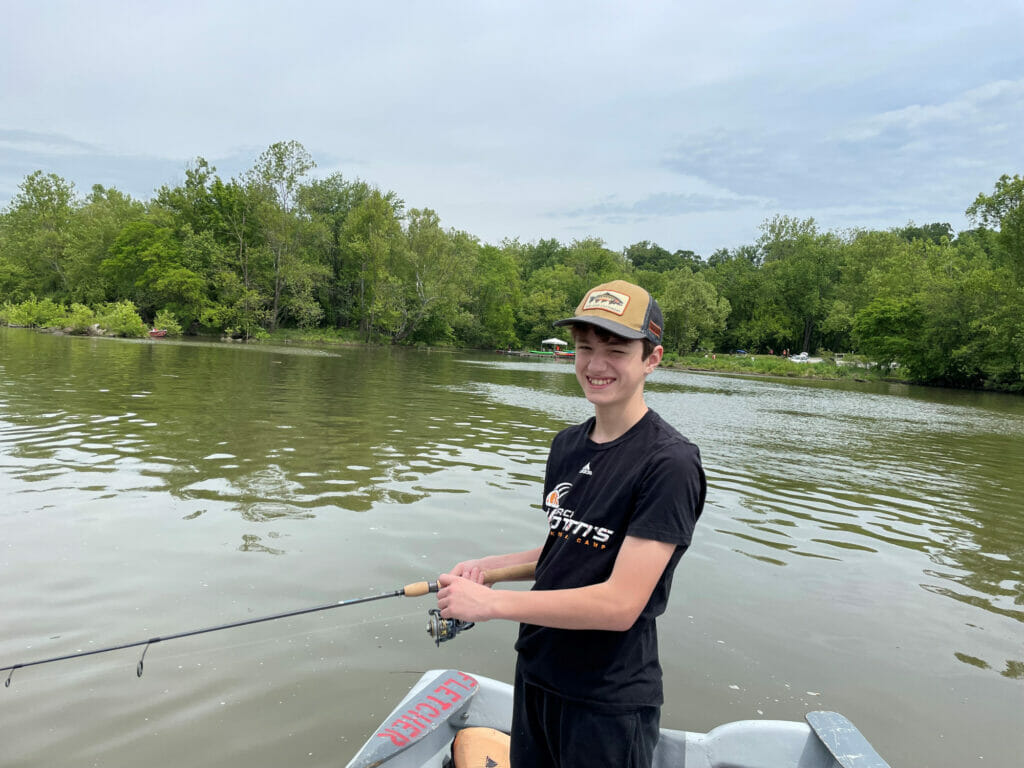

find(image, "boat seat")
[449,726,510,768]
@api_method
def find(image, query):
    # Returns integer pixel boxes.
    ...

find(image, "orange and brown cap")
[554,280,663,345]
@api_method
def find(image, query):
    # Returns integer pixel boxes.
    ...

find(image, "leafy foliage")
[94,301,148,338]
[0,295,65,327]
[1,145,1022,391]
[154,308,184,336]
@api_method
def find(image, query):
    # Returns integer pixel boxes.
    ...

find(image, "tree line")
[1,140,1021,391]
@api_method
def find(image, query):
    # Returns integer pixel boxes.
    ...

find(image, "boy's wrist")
[487,587,515,623]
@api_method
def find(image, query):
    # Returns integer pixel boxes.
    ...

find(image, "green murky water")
[1,327,1021,767]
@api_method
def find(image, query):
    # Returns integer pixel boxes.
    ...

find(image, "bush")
[265,326,364,344]
[1,298,154,339]
[95,301,147,338]
[153,308,184,337]
[65,303,96,333]
[1,296,65,328]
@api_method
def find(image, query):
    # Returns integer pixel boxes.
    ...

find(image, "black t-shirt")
[515,409,706,707]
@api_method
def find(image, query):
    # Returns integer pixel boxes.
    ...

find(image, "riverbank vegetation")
[0,140,1021,391]
[660,352,892,382]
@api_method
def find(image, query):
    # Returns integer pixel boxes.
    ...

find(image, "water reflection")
[0,336,558,530]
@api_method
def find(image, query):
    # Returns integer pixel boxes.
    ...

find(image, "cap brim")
[552,316,647,340]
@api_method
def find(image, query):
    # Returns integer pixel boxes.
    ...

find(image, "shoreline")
[661,361,905,385]
[0,325,991,392]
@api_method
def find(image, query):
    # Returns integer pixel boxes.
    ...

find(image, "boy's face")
[571,326,662,411]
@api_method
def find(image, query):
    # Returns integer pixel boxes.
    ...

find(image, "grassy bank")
[259,326,414,346]
[660,352,891,382]
[260,329,889,383]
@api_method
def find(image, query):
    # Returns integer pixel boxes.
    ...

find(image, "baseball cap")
[554,280,663,345]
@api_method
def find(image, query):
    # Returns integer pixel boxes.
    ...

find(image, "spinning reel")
[426,608,475,646]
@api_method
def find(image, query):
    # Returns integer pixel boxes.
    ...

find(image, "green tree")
[298,173,396,328]
[705,245,784,351]
[248,140,316,330]
[826,230,897,350]
[518,263,578,344]
[563,238,630,294]
[847,235,1021,387]
[458,241,522,348]
[2,171,77,298]
[520,238,568,281]
[0,248,18,299]
[339,191,404,340]
[66,184,145,304]
[657,269,730,354]
[100,219,176,311]
[201,268,271,339]
[852,297,922,371]
[154,157,220,234]
[896,222,954,244]
[101,220,221,327]
[626,241,673,271]
[208,174,268,294]
[967,174,1024,277]
[393,210,475,343]
[626,241,703,272]
[759,216,842,353]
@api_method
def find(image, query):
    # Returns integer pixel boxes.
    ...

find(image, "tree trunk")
[802,318,813,353]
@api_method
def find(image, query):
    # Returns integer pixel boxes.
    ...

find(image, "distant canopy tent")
[541,338,568,347]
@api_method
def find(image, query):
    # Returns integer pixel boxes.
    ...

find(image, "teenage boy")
[437,280,706,768]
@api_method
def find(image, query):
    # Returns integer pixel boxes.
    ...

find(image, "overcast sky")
[2,1,1022,256]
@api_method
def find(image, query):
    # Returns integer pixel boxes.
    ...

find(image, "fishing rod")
[2,561,537,688]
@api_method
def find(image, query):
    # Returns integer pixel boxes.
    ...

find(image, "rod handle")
[402,561,538,597]
[403,581,436,597]
[482,561,537,585]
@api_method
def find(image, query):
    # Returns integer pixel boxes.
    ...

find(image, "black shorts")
[510,662,661,768]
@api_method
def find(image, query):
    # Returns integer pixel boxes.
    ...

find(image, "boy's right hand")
[448,559,489,584]
[437,572,495,622]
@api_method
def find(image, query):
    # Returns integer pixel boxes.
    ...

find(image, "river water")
[1,327,1021,767]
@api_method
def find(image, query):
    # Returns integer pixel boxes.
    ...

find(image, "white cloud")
[655,74,1024,231]
[0,130,98,157]
[2,1,1023,253]
[847,79,1024,139]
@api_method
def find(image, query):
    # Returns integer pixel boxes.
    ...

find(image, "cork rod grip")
[402,561,537,597]
[403,581,435,597]
[482,561,537,585]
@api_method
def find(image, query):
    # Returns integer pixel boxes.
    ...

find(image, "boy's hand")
[437,572,494,623]
[448,559,489,584]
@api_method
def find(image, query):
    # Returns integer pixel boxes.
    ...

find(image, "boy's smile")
[572,326,662,421]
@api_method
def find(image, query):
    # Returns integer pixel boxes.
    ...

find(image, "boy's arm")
[437,535,675,632]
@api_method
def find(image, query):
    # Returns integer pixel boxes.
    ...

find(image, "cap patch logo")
[648,319,662,339]
[582,289,630,316]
